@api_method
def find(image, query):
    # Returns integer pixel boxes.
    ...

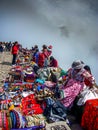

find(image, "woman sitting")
[58,60,95,109]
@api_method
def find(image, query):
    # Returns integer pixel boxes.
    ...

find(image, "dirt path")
[0,52,12,83]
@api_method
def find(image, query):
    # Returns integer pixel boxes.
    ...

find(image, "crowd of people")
[0,41,12,52]
[11,42,58,68]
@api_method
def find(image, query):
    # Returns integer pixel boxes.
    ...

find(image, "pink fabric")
[61,79,83,107]
[44,81,56,87]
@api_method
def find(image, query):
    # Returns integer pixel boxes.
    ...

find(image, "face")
[74,68,81,72]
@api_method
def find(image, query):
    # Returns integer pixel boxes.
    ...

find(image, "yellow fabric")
[9,104,14,110]
[31,61,36,65]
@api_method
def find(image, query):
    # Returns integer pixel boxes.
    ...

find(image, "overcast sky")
[0,0,98,83]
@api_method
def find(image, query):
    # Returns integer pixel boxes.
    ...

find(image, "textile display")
[1,47,98,130]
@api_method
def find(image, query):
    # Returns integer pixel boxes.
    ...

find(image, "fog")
[0,0,98,83]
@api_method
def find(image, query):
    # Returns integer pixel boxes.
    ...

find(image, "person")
[47,45,52,57]
[49,69,58,83]
[84,65,91,74]
[76,64,98,106]
[84,65,92,86]
[58,60,95,109]
[33,48,39,64]
[11,41,19,65]
[42,44,49,67]
[0,42,3,52]
[49,56,58,67]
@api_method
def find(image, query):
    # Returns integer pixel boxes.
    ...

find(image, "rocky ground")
[0,52,12,84]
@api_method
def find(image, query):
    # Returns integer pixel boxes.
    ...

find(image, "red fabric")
[43,49,48,58]
[50,59,58,67]
[81,99,98,130]
[21,94,43,115]
[12,45,19,54]
[84,78,92,87]
[38,53,45,67]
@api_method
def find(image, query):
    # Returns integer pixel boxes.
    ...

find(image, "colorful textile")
[61,79,83,107]
[21,94,43,115]
[26,114,46,127]
[44,81,56,88]
[81,99,98,130]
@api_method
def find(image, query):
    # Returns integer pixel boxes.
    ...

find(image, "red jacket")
[12,45,19,54]
[38,52,45,67]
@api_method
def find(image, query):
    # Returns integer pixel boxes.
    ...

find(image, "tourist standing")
[11,41,19,65]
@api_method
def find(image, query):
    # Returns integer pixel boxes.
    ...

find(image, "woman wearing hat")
[58,60,95,109]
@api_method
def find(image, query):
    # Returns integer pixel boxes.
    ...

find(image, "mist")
[0,0,98,83]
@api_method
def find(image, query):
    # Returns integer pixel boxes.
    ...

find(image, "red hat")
[48,45,52,49]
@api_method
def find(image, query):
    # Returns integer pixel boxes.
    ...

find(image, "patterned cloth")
[61,79,83,107]
[81,99,98,130]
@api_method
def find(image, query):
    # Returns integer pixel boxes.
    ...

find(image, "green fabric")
[60,70,67,77]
